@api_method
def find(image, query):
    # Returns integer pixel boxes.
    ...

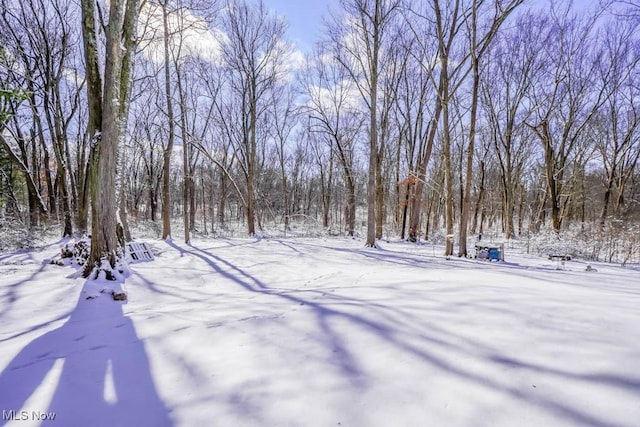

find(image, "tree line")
[1,0,639,272]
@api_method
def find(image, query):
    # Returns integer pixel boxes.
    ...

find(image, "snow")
[1,237,639,426]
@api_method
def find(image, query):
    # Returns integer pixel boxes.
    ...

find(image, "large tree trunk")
[81,0,139,277]
[86,0,126,272]
[78,0,103,237]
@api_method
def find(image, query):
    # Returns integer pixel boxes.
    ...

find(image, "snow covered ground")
[0,236,639,427]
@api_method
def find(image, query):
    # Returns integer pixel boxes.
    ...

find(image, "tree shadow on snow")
[0,279,173,427]
[168,240,638,427]
[0,259,52,320]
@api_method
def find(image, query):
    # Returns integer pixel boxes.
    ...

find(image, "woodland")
[1,0,639,274]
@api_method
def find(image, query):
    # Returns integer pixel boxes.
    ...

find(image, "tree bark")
[81,0,139,276]
[161,1,175,241]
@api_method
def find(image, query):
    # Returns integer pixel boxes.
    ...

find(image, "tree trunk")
[86,1,125,272]
[375,150,384,239]
[161,0,175,241]
[408,77,443,242]
[81,0,139,277]
[218,167,227,227]
[542,136,562,233]
[246,168,256,235]
[119,181,132,242]
[437,3,455,257]
[177,73,190,244]
[600,172,614,228]
[280,151,290,230]
[471,159,485,234]
[346,177,356,236]
[458,67,479,257]
[40,136,55,218]
[364,1,383,248]
[247,82,258,236]
[366,93,378,246]
[443,108,454,256]
[0,133,48,225]
[321,152,333,229]
[400,182,410,240]
[189,173,196,232]
[59,169,73,237]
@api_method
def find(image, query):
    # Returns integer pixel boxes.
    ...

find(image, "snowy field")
[0,236,639,427]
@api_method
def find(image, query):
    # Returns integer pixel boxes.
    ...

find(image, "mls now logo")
[3,410,56,421]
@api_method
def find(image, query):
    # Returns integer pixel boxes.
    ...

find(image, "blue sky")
[262,0,339,50]
[262,0,603,52]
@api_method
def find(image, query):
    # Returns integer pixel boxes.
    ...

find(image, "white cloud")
[138,3,222,65]
[309,79,362,115]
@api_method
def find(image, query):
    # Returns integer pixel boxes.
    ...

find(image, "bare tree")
[0,0,81,231]
[267,80,298,231]
[433,0,465,256]
[220,0,289,235]
[601,0,640,18]
[80,0,140,276]
[525,7,607,233]
[129,88,165,222]
[303,46,363,236]
[457,0,523,257]
[403,0,467,253]
[308,129,335,229]
[595,18,640,226]
[330,0,401,247]
[154,0,180,240]
[480,12,544,239]
[375,26,404,239]
[391,23,437,241]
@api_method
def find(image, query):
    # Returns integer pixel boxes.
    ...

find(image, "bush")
[528,222,640,265]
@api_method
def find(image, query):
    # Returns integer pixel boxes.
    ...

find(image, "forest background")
[1,0,639,270]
